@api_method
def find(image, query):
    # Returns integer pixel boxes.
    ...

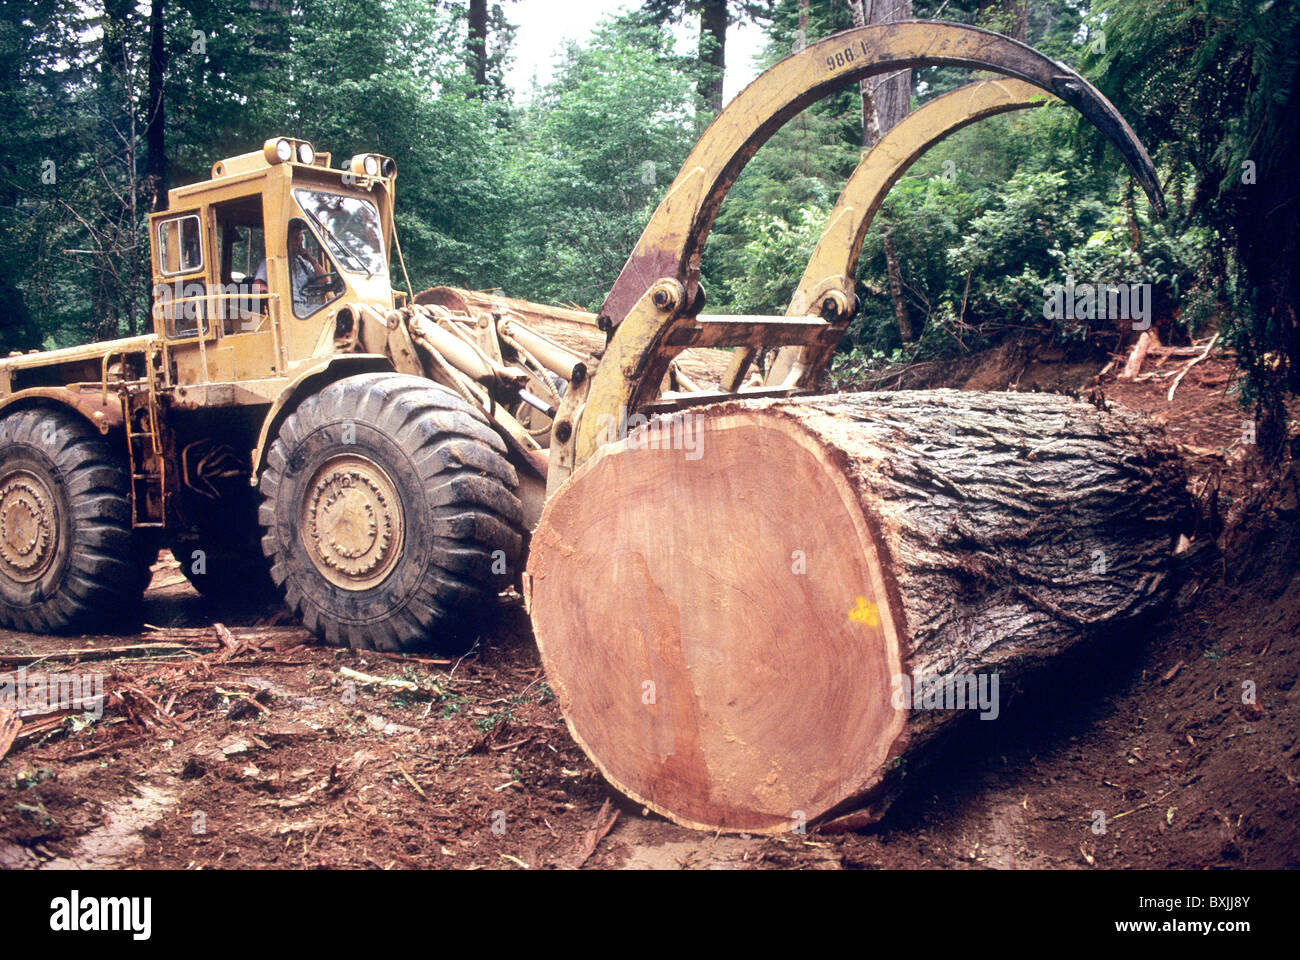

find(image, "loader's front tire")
[0,408,151,633]
[258,374,524,651]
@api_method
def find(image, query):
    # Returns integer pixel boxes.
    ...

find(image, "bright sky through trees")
[503,0,767,103]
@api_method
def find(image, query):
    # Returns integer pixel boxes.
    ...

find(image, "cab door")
[151,208,218,385]
[211,192,281,382]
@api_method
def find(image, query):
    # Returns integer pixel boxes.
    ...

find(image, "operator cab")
[148,137,398,390]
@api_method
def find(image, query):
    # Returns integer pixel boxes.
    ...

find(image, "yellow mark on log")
[849,596,879,627]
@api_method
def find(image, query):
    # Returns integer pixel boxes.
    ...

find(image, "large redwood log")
[524,390,1192,833]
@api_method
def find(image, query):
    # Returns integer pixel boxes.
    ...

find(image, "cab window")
[157,214,203,276]
[286,218,343,319]
[155,212,207,338]
[213,194,266,333]
[294,190,387,277]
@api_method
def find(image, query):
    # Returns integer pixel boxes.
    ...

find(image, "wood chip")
[340,666,418,691]
[0,707,19,762]
[398,767,428,800]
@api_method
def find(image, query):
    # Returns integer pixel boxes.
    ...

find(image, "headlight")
[349,153,395,180]
[297,142,315,164]
[264,138,294,164]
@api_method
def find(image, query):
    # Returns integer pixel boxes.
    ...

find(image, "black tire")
[258,373,524,651]
[0,407,151,633]
[170,483,276,601]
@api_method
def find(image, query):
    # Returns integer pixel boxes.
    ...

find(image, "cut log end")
[527,391,1191,833]
[529,410,905,832]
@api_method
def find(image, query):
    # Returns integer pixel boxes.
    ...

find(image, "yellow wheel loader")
[0,23,1165,651]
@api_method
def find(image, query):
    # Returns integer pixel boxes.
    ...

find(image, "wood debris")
[571,799,620,868]
[1167,333,1220,402]
[0,707,19,762]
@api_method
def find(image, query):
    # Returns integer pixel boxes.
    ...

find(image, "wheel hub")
[0,470,58,583]
[301,454,404,590]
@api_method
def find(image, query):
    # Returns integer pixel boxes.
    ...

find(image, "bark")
[1236,63,1300,448]
[850,0,912,147]
[526,390,1192,833]
[1125,179,1141,252]
[881,227,912,342]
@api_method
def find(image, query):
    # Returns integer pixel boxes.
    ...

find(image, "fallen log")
[525,390,1192,833]
[1119,330,1157,380]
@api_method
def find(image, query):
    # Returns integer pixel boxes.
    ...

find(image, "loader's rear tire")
[0,408,151,633]
[258,373,524,651]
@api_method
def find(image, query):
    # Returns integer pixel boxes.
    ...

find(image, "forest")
[0,0,1297,447]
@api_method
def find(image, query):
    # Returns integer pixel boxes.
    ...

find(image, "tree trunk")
[145,0,168,211]
[1125,178,1141,252]
[525,390,1192,833]
[1236,63,1300,451]
[849,0,912,147]
[467,0,488,96]
[852,0,913,340]
[881,227,912,342]
[698,0,728,114]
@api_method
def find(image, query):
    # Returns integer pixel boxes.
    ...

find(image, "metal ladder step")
[122,391,165,526]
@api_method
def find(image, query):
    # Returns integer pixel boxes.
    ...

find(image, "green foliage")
[504,15,695,308]
[0,0,1293,430]
[725,205,827,314]
[1086,0,1300,441]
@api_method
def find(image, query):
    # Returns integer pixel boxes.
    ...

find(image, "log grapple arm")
[551,21,1166,483]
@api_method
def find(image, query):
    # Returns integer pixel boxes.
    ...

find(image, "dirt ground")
[2,344,1298,870]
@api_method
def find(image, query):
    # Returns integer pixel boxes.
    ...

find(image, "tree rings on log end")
[526,408,905,834]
